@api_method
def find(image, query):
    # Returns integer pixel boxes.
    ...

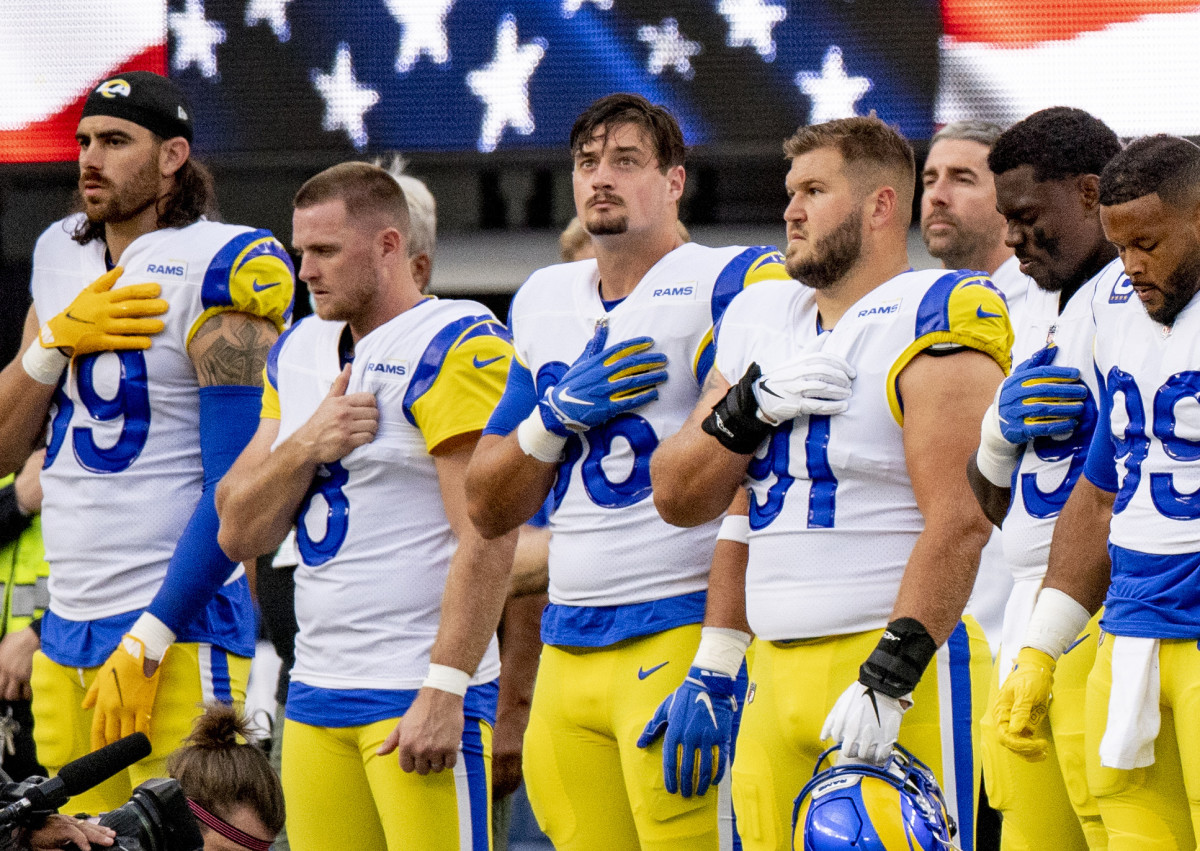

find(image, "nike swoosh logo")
[65,311,95,325]
[976,306,1002,319]
[252,279,281,292]
[637,661,668,680]
[473,354,504,369]
[758,381,782,399]
[695,691,717,726]
[1063,633,1089,655]
[557,389,593,407]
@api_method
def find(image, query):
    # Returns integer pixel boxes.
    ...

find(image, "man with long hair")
[0,71,293,812]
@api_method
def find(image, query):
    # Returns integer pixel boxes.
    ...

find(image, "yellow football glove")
[39,267,168,356]
[82,635,165,750]
[993,647,1055,762]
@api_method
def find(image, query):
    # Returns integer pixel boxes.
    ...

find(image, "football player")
[217,162,517,850]
[651,116,1010,851]
[999,134,1200,849]
[465,93,786,850]
[0,71,292,812]
[971,107,1124,850]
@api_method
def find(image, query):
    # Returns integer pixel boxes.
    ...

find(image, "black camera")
[96,778,204,851]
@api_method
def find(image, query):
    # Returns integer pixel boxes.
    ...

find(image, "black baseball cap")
[80,71,193,142]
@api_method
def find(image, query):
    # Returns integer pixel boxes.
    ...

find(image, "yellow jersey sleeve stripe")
[886,273,1014,425]
[405,316,513,452]
[694,246,787,384]
[187,231,296,345]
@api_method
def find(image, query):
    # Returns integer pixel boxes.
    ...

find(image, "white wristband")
[517,410,568,463]
[692,626,752,677]
[128,612,177,662]
[21,342,68,386]
[717,514,750,545]
[1024,587,1092,660]
[422,663,471,697]
[975,401,1022,488]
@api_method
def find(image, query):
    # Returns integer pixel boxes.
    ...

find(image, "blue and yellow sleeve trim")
[188,230,296,345]
[693,246,787,384]
[885,271,1014,425]
[404,316,513,452]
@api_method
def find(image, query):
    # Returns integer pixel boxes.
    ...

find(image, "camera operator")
[167,704,283,851]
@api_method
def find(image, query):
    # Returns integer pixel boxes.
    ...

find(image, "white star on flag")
[384,0,454,74]
[245,0,293,43]
[638,18,701,79]
[169,0,226,78]
[466,14,546,153]
[795,46,872,124]
[562,0,613,18]
[311,44,380,151]
[717,0,786,62]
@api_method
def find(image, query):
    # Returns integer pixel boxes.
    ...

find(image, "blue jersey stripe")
[209,647,233,703]
[462,721,490,851]
[947,621,975,851]
[265,318,306,391]
[913,271,969,338]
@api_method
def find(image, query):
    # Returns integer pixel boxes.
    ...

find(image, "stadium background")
[1,1,1198,842]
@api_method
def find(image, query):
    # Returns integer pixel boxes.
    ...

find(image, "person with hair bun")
[168,703,284,851]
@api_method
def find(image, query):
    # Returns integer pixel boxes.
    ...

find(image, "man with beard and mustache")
[967,107,1123,851]
[998,135,1200,850]
[651,116,1012,850]
[0,71,293,813]
[466,93,787,850]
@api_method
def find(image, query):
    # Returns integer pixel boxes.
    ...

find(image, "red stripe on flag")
[942,0,1200,46]
[0,43,167,164]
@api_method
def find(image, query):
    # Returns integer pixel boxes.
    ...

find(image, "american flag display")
[2,0,1198,163]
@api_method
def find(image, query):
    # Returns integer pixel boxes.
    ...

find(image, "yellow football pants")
[522,624,731,851]
[981,611,1106,850]
[31,643,250,814]
[732,619,989,851]
[282,716,493,851]
[1086,634,1200,850]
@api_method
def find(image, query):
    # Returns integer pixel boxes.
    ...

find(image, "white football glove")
[821,682,911,765]
[751,350,856,425]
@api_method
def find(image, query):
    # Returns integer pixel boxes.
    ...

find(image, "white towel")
[997,577,1041,688]
[1099,635,1161,770]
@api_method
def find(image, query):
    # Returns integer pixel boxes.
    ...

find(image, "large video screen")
[4,0,1199,163]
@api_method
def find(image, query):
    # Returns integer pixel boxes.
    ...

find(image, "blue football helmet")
[792,745,957,850]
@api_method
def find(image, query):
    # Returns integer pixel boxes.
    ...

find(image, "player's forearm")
[1042,476,1113,613]
[966,455,1012,528]
[217,437,316,562]
[0,359,56,477]
[495,590,546,724]
[465,433,557,539]
[703,490,752,633]
[510,524,550,597]
[651,424,748,527]
[429,527,519,675]
[893,509,992,646]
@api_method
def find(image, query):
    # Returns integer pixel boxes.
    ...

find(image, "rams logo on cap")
[97,79,131,98]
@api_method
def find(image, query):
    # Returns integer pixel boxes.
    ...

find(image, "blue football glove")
[538,322,668,436]
[637,667,738,798]
[996,345,1088,443]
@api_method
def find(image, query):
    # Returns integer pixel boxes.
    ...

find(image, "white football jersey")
[989,255,1034,332]
[508,243,787,607]
[716,270,1012,640]
[270,299,512,691]
[1093,281,1200,556]
[31,215,293,621]
[1001,259,1127,581]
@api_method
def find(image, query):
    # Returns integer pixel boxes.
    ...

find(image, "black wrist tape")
[859,617,938,699]
[702,362,773,454]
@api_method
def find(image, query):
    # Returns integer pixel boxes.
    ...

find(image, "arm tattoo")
[189,312,278,387]
[700,365,726,398]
